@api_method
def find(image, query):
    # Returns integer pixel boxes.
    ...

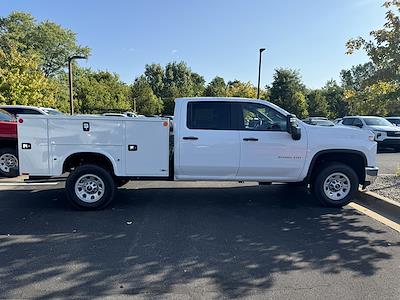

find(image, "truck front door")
[175,101,240,180]
[234,102,307,181]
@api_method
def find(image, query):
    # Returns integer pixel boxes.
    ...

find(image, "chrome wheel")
[74,174,105,203]
[323,172,351,201]
[0,153,18,174]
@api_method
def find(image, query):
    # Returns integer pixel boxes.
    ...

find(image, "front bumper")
[377,139,400,148]
[363,166,379,188]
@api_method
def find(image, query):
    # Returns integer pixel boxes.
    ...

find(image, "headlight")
[373,131,384,139]
[368,130,377,141]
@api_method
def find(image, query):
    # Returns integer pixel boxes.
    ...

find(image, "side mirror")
[286,114,301,140]
[355,123,363,128]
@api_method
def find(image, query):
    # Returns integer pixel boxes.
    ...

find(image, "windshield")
[0,109,15,122]
[363,117,393,126]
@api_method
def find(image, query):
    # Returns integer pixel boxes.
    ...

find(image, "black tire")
[312,162,359,208]
[65,164,116,210]
[0,147,19,178]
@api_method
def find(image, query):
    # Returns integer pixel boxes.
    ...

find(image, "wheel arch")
[306,149,367,185]
[62,152,116,176]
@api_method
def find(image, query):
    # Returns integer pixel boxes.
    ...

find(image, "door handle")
[243,137,258,141]
[182,136,199,140]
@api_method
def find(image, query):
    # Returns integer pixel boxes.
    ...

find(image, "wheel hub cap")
[323,172,351,201]
[75,174,105,203]
[0,153,18,173]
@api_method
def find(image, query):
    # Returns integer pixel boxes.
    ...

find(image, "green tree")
[191,72,206,96]
[268,68,308,118]
[0,12,90,76]
[144,63,164,98]
[345,0,400,115]
[130,76,163,115]
[63,68,131,113]
[204,76,227,96]
[344,81,398,115]
[226,80,259,98]
[0,47,56,107]
[322,80,347,118]
[340,62,376,91]
[307,89,329,117]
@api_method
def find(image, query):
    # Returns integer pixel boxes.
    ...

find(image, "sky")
[1,0,386,88]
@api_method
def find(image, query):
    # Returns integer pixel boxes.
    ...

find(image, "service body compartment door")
[125,120,169,177]
[17,116,50,176]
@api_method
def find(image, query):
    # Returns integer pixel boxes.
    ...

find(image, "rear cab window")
[187,101,232,130]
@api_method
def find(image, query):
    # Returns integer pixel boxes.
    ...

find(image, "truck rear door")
[175,101,240,179]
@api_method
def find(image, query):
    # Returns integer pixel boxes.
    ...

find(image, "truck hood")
[368,125,400,132]
[302,122,372,140]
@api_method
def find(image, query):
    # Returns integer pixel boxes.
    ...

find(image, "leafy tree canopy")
[268,68,308,118]
[0,12,90,76]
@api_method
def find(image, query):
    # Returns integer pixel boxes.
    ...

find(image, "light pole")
[68,55,87,115]
[257,48,266,99]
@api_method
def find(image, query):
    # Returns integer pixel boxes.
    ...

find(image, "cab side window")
[236,102,287,131]
[352,118,363,128]
[342,118,354,126]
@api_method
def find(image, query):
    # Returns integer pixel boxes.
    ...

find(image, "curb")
[357,190,400,211]
[352,190,400,232]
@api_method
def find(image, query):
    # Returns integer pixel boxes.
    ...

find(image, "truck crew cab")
[17,97,378,210]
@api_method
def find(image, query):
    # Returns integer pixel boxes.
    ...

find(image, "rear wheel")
[312,163,359,207]
[66,164,116,210]
[0,148,18,178]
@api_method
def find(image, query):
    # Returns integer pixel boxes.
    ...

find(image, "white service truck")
[17,97,378,210]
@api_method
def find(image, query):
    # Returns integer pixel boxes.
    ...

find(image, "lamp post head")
[68,55,87,62]
[259,48,266,53]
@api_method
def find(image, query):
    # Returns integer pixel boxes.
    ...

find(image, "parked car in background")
[386,117,400,127]
[302,117,335,126]
[102,112,138,118]
[0,109,18,177]
[0,105,63,117]
[102,113,129,117]
[341,116,400,150]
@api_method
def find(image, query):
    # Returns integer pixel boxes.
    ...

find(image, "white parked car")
[102,112,139,118]
[17,97,378,210]
[0,105,63,117]
[340,116,400,150]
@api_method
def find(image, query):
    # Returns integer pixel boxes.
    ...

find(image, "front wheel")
[312,163,359,207]
[66,164,117,210]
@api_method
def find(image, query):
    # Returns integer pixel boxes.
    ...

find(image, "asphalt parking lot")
[0,180,399,299]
